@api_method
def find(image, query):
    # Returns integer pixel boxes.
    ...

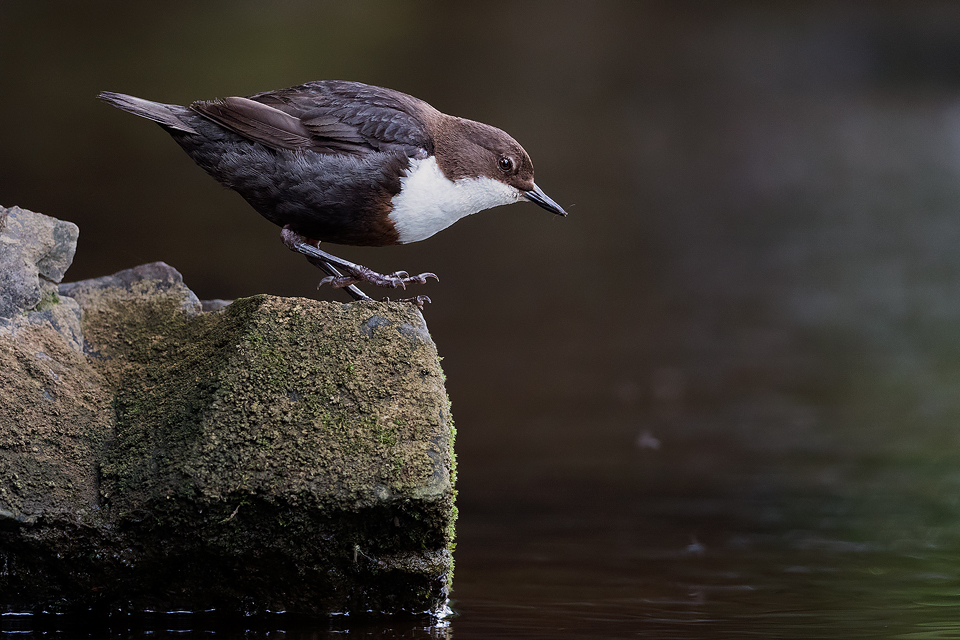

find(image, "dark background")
[6,2,960,636]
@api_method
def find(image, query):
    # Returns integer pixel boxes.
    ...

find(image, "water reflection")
[2,611,453,638]
[5,2,960,638]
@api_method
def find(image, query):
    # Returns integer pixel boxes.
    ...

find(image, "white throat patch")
[389,156,522,244]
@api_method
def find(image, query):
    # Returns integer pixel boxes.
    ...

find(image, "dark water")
[6,2,960,637]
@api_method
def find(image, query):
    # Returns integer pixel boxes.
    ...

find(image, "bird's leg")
[281,226,438,290]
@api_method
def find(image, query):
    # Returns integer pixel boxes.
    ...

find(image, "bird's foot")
[382,295,432,309]
[318,266,438,290]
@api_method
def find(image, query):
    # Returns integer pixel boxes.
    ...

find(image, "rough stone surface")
[0,323,113,524]
[0,211,456,617]
[0,206,82,351]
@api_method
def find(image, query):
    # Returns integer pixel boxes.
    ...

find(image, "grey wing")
[191,80,432,157]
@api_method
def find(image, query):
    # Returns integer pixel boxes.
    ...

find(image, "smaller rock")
[0,205,78,319]
[0,206,82,350]
[201,299,233,312]
[60,261,202,318]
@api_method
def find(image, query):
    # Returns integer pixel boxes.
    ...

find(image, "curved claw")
[318,274,363,290]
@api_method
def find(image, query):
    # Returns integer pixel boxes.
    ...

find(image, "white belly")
[388,156,522,244]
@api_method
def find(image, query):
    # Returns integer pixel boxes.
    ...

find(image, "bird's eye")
[498,156,514,173]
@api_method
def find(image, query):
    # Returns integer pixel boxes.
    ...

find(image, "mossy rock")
[0,264,456,616]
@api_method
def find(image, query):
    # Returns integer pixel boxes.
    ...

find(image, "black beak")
[525,184,567,217]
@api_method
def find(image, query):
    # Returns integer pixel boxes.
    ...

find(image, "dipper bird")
[98,81,566,304]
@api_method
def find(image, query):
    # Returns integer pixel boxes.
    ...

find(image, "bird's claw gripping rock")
[384,295,432,308]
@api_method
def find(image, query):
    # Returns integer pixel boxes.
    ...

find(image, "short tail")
[97,91,199,134]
